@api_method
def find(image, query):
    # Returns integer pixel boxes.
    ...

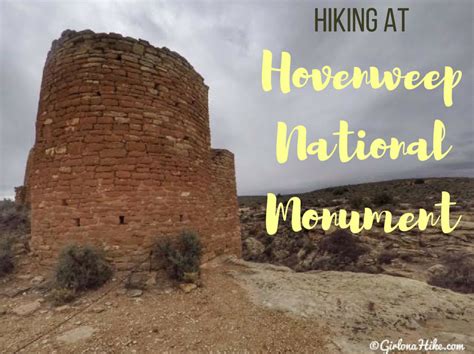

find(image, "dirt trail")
[0,258,331,353]
[2,256,473,352]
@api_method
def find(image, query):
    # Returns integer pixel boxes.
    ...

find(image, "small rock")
[92,306,105,313]
[55,305,70,312]
[427,264,447,277]
[179,283,197,293]
[127,289,143,298]
[57,326,95,344]
[31,276,45,285]
[126,273,147,290]
[405,318,420,330]
[12,300,41,316]
[182,272,199,284]
[116,288,127,296]
[162,288,173,295]
[17,274,32,281]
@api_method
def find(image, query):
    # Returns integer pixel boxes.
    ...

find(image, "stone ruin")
[15,29,241,269]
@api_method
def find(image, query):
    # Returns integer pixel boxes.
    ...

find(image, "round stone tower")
[22,30,241,268]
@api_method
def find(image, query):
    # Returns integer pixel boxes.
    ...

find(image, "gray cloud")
[0,0,472,197]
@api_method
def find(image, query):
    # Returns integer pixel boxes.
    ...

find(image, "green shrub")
[319,230,369,264]
[399,253,413,262]
[377,250,398,264]
[55,244,112,291]
[0,238,14,277]
[48,287,77,306]
[154,231,202,281]
[428,253,474,294]
[349,196,364,209]
[414,178,425,185]
[0,198,15,211]
[302,238,317,252]
[332,187,348,196]
[0,199,30,234]
[372,192,394,206]
[312,230,371,272]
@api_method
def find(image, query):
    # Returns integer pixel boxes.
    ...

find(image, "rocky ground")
[230,258,474,353]
[0,177,473,352]
[1,256,472,353]
[0,257,331,353]
[239,177,474,287]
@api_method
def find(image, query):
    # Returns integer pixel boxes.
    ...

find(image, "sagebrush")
[318,230,369,264]
[48,287,77,306]
[377,250,398,264]
[349,196,364,209]
[428,253,474,294]
[0,238,14,277]
[0,199,30,235]
[372,192,394,206]
[55,244,112,291]
[332,187,348,196]
[152,231,202,281]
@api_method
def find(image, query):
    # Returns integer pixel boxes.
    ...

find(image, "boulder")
[12,300,41,316]
[243,237,265,259]
[427,264,447,277]
[57,326,95,344]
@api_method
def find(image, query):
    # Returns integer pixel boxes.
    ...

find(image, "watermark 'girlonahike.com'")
[369,338,465,353]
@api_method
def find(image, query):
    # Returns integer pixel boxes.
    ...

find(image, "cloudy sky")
[0,0,472,197]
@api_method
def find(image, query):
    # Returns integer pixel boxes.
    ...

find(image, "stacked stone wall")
[15,148,34,207]
[19,30,240,268]
[207,149,242,260]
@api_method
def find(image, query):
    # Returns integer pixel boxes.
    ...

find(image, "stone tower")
[18,30,241,268]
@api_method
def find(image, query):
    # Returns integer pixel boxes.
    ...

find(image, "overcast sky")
[0,0,472,197]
